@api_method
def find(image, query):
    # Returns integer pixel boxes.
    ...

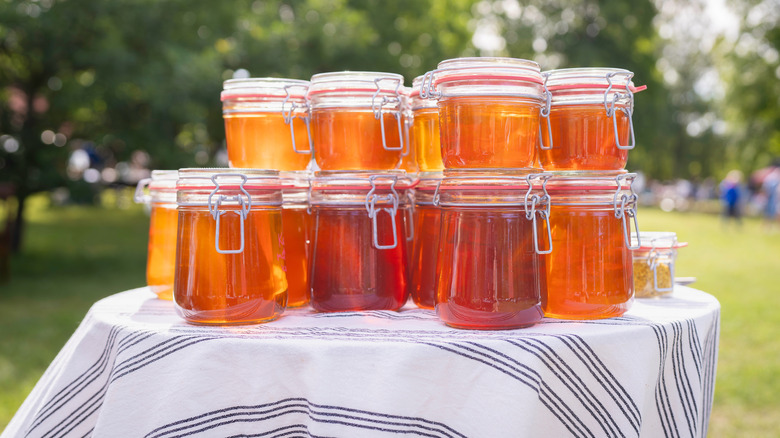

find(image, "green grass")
[1,199,779,436]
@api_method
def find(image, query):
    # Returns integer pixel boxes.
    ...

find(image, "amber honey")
[282,207,312,307]
[309,208,408,312]
[439,96,541,168]
[436,208,543,329]
[539,106,630,170]
[412,108,443,171]
[311,109,403,170]
[146,204,177,300]
[410,205,440,309]
[224,112,311,170]
[542,206,633,319]
[174,207,287,324]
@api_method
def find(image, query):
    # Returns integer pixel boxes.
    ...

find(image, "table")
[3,286,719,438]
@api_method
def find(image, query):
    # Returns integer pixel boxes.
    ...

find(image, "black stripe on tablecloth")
[28,333,217,438]
[421,341,591,438]
[226,424,330,438]
[649,322,679,438]
[143,398,466,438]
[699,312,719,438]
[670,321,697,437]
[685,319,703,381]
[25,326,123,435]
[554,334,642,430]
[505,337,631,437]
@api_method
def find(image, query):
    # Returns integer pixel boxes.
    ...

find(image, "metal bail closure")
[605,72,636,150]
[432,179,443,207]
[282,84,313,154]
[538,73,554,151]
[364,175,400,250]
[524,174,553,255]
[134,178,152,204]
[372,78,404,152]
[208,173,253,254]
[420,70,440,100]
[648,249,675,293]
[613,174,640,249]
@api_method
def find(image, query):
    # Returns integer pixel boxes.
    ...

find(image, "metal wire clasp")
[419,70,441,100]
[371,78,404,152]
[538,73,554,150]
[613,173,640,249]
[524,173,553,255]
[365,175,400,250]
[282,84,313,154]
[208,173,252,254]
[134,178,152,204]
[605,72,636,150]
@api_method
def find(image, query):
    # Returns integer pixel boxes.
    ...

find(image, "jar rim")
[221,78,309,101]
[312,170,414,191]
[631,231,687,250]
[177,168,282,190]
[308,71,405,97]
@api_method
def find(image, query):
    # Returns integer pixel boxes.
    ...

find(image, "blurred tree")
[717,0,780,174]
[0,0,476,252]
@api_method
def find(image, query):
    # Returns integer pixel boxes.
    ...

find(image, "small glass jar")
[632,232,686,298]
[434,170,548,329]
[539,68,644,171]
[308,72,405,170]
[135,170,178,300]
[422,57,546,169]
[410,75,443,172]
[222,78,312,170]
[174,169,287,325]
[281,171,313,307]
[542,172,640,319]
[308,171,412,311]
[409,172,442,309]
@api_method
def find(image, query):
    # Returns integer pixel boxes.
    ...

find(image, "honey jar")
[539,68,644,171]
[308,72,406,170]
[409,172,442,309]
[410,75,443,172]
[281,171,313,307]
[174,169,287,325]
[397,85,419,173]
[542,172,640,319]
[421,57,546,169]
[433,171,549,329]
[308,171,412,311]
[222,78,312,170]
[135,170,178,300]
[632,232,686,298]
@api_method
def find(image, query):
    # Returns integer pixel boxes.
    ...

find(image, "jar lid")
[148,170,178,191]
[221,78,309,101]
[436,170,546,207]
[631,231,688,251]
[433,57,543,86]
[177,168,283,191]
[308,71,405,97]
[415,171,443,191]
[311,170,414,192]
[543,68,646,106]
[544,170,632,192]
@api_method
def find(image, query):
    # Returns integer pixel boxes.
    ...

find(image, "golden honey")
[224,113,311,170]
[411,108,443,171]
[146,204,177,300]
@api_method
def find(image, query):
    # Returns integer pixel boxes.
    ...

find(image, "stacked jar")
[305,71,414,312]
[418,57,552,329]
[536,68,645,319]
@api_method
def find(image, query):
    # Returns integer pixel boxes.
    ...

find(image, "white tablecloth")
[3,286,719,438]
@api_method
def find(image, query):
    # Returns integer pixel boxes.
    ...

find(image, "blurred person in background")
[720,170,744,228]
[761,168,780,231]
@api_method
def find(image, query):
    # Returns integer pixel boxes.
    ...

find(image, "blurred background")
[0,0,778,436]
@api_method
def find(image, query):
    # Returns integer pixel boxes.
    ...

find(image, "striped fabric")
[2,287,719,438]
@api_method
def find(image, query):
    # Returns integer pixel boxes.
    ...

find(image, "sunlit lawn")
[0,195,778,436]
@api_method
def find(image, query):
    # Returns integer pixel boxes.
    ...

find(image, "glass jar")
[632,232,686,298]
[542,172,640,319]
[174,169,287,325]
[281,171,313,307]
[433,171,549,329]
[135,170,178,301]
[222,78,312,170]
[409,172,442,309]
[539,68,644,171]
[396,85,419,173]
[308,72,405,170]
[422,57,546,169]
[411,75,443,172]
[308,171,412,311]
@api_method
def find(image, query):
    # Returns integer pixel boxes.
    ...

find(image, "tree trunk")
[11,194,26,254]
